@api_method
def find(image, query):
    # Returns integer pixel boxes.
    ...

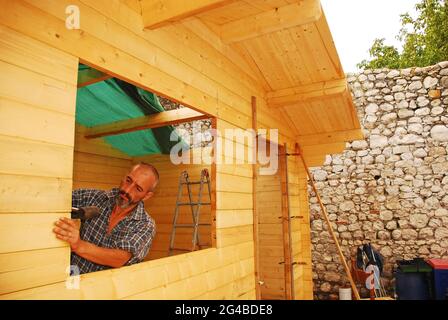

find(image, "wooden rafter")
[302,154,326,167]
[85,108,208,139]
[302,142,347,157]
[297,129,364,147]
[141,0,235,29]
[267,79,347,108]
[219,0,322,43]
[77,68,112,88]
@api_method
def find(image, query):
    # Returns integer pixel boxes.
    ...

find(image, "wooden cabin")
[0,0,362,299]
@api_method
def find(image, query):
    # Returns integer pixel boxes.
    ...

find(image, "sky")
[321,0,420,73]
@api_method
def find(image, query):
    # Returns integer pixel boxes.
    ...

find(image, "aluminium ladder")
[168,169,212,256]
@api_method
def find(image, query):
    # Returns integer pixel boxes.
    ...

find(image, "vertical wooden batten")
[279,143,293,299]
[251,96,261,300]
[210,117,218,249]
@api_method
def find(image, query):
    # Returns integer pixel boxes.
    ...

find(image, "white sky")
[321,0,420,73]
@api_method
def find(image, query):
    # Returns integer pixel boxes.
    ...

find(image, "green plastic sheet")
[76,65,188,156]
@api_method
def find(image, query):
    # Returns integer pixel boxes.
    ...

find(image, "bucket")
[339,287,352,300]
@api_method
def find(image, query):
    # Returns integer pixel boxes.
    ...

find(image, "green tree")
[358,0,448,69]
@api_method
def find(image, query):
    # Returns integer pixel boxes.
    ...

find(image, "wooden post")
[295,143,361,300]
[279,143,293,299]
[251,96,261,300]
[210,117,217,249]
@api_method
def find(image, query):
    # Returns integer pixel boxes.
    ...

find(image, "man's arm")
[73,240,131,268]
[53,218,131,268]
[72,189,103,209]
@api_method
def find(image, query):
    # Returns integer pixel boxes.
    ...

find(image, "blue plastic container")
[428,259,448,300]
[395,270,432,300]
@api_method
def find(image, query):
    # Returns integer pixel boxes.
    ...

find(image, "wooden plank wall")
[287,149,314,300]
[134,154,212,261]
[255,143,314,300]
[0,0,295,141]
[0,25,77,296]
[257,171,286,299]
[73,124,133,191]
[0,0,314,299]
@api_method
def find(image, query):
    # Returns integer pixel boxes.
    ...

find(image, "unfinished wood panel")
[141,0,233,29]
[0,213,68,253]
[0,25,77,298]
[1,235,255,300]
[0,135,74,179]
[0,248,70,295]
[0,60,76,116]
[180,17,273,94]
[215,209,252,229]
[288,151,314,300]
[219,1,322,43]
[7,0,299,141]
[73,153,131,189]
[197,1,262,25]
[11,0,257,132]
[6,0,361,146]
[284,92,358,136]
[267,79,347,107]
[80,0,266,107]
[0,97,75,146]
[72,124,133,192]
[0,0,351,300]
[256,163,286,299]
[0,174,72,213]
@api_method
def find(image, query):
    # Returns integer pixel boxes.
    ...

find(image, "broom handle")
[298,147,361,300]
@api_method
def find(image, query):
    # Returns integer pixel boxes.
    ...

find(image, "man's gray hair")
[134,162,159,191]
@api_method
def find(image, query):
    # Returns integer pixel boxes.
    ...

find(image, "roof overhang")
[130,0,363,162]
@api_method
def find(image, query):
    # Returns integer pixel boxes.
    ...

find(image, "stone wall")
[309,61,448,300]
[159,96,213,148]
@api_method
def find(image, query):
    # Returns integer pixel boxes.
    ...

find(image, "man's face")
[116,165,156,209]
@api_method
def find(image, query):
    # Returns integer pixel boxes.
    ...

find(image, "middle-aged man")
[53,162,158,274]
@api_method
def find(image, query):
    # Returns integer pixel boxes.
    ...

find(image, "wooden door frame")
[255,137,294,300]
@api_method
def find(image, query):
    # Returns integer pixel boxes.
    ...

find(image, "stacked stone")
[310,61,448,300]
[158,96,213,148]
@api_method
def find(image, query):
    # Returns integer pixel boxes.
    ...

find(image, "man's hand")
[53,218,82,252]
[53,217,131,268]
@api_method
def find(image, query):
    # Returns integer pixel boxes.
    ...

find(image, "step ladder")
[168,169,212,256]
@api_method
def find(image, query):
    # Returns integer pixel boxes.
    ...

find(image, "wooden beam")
[297,129,364,146]
[279,143,293,300]
[302,142,347,157]
[122,0,143,14]
[141,0,234,29]
[220,0,322,43]
[302,154,326,168]
[85,108,208,139]
[77,68,112,88]
[251,96,261,300]
[267,79,347,107]
[297,142,347,167]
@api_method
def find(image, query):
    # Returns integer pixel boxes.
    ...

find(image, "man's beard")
[116,191,135,209]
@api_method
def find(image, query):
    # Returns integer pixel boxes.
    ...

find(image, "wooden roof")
[127,0,363,146]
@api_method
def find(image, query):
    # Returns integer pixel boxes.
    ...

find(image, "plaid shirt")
[71,188,156,274]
